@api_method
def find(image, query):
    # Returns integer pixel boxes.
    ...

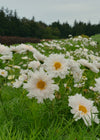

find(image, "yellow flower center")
[79,105,87,114]
[82,76,87,80]
[1,72,4,74]
[36,80,46,90]
[54,62,62,70]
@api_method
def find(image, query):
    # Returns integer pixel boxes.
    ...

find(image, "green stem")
[44,100,53,111]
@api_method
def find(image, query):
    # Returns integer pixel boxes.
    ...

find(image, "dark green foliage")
[0,7,100,40]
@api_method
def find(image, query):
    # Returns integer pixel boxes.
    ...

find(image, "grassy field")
[91,34,100,44]
[0,35,100,140]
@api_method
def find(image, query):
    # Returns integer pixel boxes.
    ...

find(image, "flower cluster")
[0,35,100,126]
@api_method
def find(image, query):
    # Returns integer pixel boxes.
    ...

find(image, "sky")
[0,0,100,25]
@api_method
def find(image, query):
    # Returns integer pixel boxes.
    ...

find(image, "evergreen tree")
[0,7,100,39]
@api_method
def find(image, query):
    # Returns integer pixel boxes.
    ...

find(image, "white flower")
[13,79,23,88]
[68,34,72,38]
[0,44,11,55]
[5,66,11,70]
[19,74,27,81]
[93,62,100,69]
[33,49,46,62]
[89,86,96,92]
[11,44,34,54]
[12,65,21,69]
[0,53,13,61]
[72,69,83,83]
[12,73,27,88]
[74,83,84,88]
[28,61,40,70]
[21,56,28,60]
[78,59,99,73]
[9,46,19,53]
[68,93,99,126]
[94,78,100,93]
[23,69,59,103]
[0,69,8,77]
[90,41,97,47]
[8,75,15,80]
[68,59,83,82]
[20,69,29,75]
[23,64,27,67]
[44,54,69,78]
[23,44,35,52]
[75,45,80,48]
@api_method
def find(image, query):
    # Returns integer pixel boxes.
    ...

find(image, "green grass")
[0,35,100,139]
[91,34,100,54]
[91,34,100,44]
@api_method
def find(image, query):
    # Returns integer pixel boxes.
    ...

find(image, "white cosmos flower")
[44,54,69,78]
[68,93,99,126]
[0,69,8,77]
[23,69,59,103]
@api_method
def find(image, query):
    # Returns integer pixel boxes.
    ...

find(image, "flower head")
[68,93,99,126]
[0,69,8,77]
[23,69,59,103]
[94,78,100,93]
[44,54,69,78]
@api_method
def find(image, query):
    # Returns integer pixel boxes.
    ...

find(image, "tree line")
[0,7,100,39]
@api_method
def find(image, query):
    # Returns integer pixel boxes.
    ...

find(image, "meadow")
[91,34,100,45]
[0,35,100,140]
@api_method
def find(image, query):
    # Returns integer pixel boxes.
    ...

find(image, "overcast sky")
[0,0,100,25]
